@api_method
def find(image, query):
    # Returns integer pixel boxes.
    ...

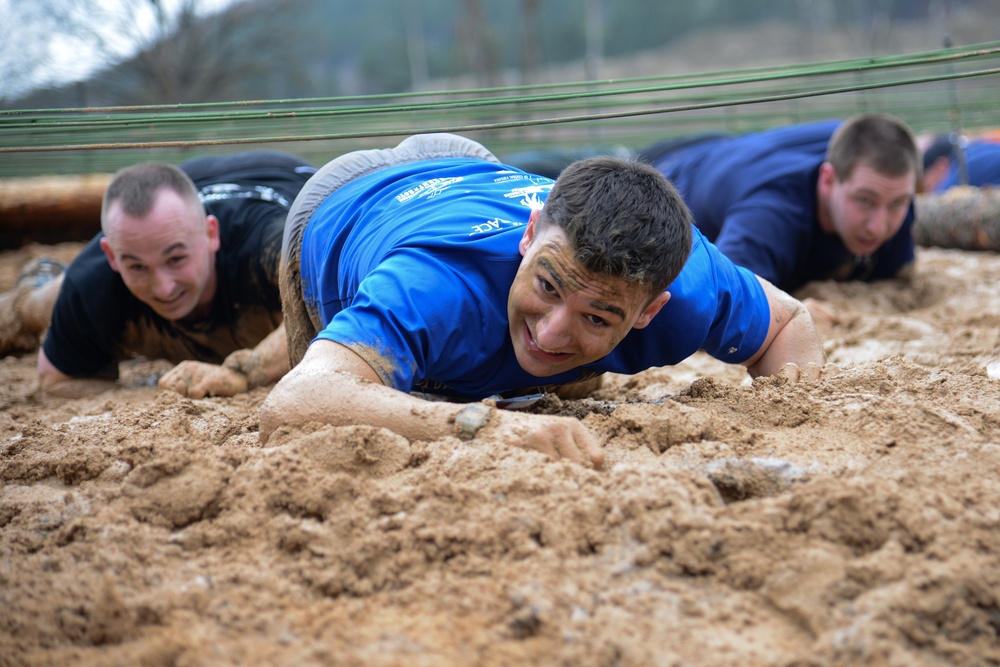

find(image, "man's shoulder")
[751,119,840,144]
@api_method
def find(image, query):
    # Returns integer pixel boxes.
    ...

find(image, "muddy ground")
[2,240,1000,666]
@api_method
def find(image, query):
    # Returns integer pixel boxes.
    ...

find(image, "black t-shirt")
[42,150,316,379]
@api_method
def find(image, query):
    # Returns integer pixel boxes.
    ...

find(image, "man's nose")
[535,307,573,350]
[151,269,176,298]
[866,207,891,238]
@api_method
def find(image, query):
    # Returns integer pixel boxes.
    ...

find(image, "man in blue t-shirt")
[2,151,316,398]
[260,133,826,469]
[646,114,920,294]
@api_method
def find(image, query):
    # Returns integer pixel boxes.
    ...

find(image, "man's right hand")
[483,409,605,470]
[260,339,606,470]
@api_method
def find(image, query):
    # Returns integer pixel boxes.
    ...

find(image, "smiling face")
[507,211,670,377]
[818,161,915,257]
[100,187,220,322]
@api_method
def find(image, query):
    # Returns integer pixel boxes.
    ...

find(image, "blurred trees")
[2,0,307,106]
[112,0,309,104]
[3,0,995,109]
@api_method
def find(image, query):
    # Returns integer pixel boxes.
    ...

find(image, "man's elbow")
[258,391,284,444]
[37,372,115,398]
[258,375,300,444]
[36,349,118,398]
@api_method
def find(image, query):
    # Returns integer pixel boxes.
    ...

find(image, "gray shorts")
[279,133,501,367]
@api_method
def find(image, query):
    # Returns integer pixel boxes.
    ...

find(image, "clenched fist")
[158,361,249,398]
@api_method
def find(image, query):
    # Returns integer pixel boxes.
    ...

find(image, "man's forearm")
[748,307,825,378]
[745,277,826,378]
[36,347,117,397]
[259,340,604,468]
[39,377,118,398]
[259,363,465,444]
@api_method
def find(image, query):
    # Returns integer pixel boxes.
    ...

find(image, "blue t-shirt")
[301,158,771,401]
[652,120,916,292]
[938,140,1000,191]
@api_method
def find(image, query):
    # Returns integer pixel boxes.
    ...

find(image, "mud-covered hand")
[481,410,605,470]
[222,349,275,389]
[777,361,836,384]
[158,361,249,398]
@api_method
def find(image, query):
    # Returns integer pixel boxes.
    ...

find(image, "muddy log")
[2,175,1000,254]
[914,186,1000,252]
[0,174,110,250]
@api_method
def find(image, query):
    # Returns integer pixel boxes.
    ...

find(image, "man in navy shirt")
[646,114,920,294]
[920,133,1000,193]
[1,150,315,398]
[261,133,826,469]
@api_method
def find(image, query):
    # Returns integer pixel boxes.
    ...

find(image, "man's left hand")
[158,360,249,398]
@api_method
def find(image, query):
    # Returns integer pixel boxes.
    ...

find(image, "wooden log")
[3,174,1000,255]
[0,174,110,250]
[914,186,1000,252]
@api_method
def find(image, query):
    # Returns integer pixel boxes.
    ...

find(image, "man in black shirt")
[3,150,315,398]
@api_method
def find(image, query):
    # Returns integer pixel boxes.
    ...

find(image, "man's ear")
[632,291,671,329]
[205,215,221,252]
[817,161,837,198]
[518,209,540,256]
[99,237,120,273]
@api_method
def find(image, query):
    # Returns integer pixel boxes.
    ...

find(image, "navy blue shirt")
[651,120,916,292]
[938,140,1000,191]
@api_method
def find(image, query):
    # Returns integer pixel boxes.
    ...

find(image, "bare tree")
[94,0,309,104]
[456,0,499,87]
[403,0,430,91]
[2,1,190,99]
[0,0,109,100]
[584,0,604,81]
[519,0,542,85]
[2,0,305,105]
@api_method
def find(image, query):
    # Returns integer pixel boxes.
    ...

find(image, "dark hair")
[538,155,692,296]
[101,162,204,233]
[922,134,955,171]
[826,113,920,183]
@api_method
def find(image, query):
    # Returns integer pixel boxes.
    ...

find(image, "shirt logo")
[198,183,292,209]
[396,177,464,203]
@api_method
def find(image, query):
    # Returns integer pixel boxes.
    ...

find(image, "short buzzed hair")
[538,155,693,296]
[826,113,920,184]
[101,162,205,234]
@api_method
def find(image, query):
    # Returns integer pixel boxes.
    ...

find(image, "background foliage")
[1,0,998,179]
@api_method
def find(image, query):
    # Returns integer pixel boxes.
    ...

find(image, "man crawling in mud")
[260,133,826,469]
[0,150,315,398]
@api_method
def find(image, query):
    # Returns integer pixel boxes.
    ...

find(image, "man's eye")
[587,314,609,327]
[538,277,556,295]
[128,264,146,273]
[167,256,187,266]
